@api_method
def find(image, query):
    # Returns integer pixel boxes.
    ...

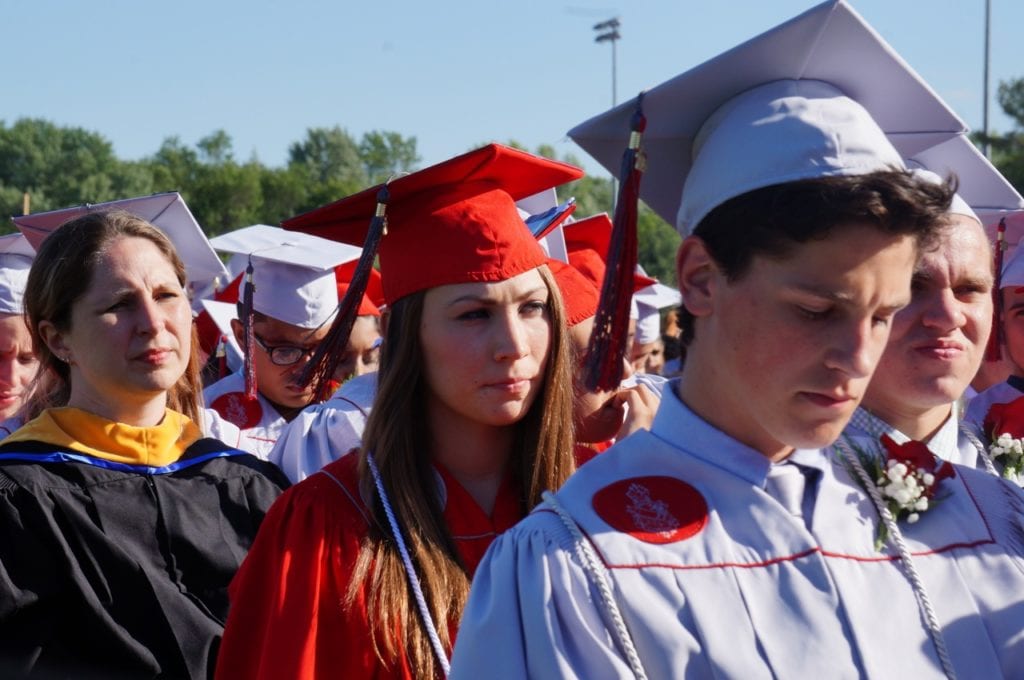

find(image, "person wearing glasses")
[203,234,380,460]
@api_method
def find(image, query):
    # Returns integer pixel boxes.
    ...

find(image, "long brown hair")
[21,209,204,423]
[350,264,575,676]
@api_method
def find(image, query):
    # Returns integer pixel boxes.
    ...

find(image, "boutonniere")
[844,434,956,550]
[983,397,1024,481]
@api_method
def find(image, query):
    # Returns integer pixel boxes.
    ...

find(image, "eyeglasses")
[252,333,318,367]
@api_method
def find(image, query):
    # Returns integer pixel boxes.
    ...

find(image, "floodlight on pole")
[594,17,621,207]
[593,18,620,108]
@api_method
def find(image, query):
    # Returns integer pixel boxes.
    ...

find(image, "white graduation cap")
[12,192,229,309]
[907,134,1024,235]
[209,224,364,330]
[0,234,34,315]
[633,280,682,345]
[635,281,682,310]
[516,188,573,263]
[568,0,966,235]
[200,298,244,373]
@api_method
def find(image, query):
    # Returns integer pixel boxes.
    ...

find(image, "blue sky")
[4,0,1020,176]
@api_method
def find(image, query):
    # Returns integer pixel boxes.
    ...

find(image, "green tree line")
[0,120,683,284]
[5,76,1024,286]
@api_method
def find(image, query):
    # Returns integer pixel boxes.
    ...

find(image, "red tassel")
[985,218,1007,362]
[241,260,258,400]
[583,93,647,392]
[298,184,390,401]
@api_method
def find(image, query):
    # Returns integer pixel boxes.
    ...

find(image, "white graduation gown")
[268,372,377,483]
[202,370,286,460]
[451,381,1024,679]
[964,378,1024,433]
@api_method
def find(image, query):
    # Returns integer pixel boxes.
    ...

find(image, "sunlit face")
[1002,285,1024,376]
[233,314,330,411]
[0,313,37,419]
[631,339,665,375]
[42,237,192,414]
[420,268,551,431]
[332,314,381,382]
[864,217,992,415]
[569,316,632,443]
[685,224,917,455]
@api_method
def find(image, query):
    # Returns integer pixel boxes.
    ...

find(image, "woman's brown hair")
[21,209,204,422]
[349,263,575,677]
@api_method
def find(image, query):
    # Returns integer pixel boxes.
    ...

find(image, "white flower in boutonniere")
[983,397,1024,481]
[843,434,956,550]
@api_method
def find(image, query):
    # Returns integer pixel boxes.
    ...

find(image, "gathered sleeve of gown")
[268,400,367,484]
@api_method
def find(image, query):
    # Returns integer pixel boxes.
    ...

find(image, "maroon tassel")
[241,260,258,400]
[583,93,647,392]
[985,218,1008,362]
[217,335,229,380]
[298,184,390,401]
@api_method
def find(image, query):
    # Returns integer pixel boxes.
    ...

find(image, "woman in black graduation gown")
[0,210,289,679]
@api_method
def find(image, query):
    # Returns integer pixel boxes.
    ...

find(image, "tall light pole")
[982,0,992,158]
[594,18,620,108]
[594,18,621,206]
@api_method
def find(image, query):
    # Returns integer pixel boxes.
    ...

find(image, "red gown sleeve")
[216,463,385,679]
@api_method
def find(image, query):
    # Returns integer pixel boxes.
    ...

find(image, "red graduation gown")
[216,453,522,680]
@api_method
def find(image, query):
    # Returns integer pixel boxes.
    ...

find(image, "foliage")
[976,77,1024,196]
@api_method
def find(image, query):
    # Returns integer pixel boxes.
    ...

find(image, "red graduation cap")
[284,143,584,304]
[563,213,656,292]
[335,260,383,316]
[282,143,583,395]
[548,259,600,328]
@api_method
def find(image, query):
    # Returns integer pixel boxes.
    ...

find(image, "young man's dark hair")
[677,170,956,346]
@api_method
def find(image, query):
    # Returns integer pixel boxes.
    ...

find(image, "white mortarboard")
[200,299,244,373]
[908,168,979,224]
[516,189,574,263]
[568,0,966,235]
[633,281,682,345]
[209,224,363,329]
[907,135,1024,235]
[635,281,682,310]
[0,234,34,315]
[634,303,661,345]
[12,192,229,309]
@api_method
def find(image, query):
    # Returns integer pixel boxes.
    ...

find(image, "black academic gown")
[0,436,289,679]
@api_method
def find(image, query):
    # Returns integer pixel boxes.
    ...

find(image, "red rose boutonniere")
[851,435,956,550]
[983,397,1024,481]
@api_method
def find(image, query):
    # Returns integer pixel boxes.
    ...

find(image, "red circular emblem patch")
[211,392,263,430]
[592,476,708,544]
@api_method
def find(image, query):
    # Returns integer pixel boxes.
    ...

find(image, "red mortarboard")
[336,260,382,317]
[283,143,584,304]
[548,259,600,328]
[282,143,583,396]
[563,214,656,292]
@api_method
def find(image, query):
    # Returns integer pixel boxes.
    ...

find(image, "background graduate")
[216,144,580,679]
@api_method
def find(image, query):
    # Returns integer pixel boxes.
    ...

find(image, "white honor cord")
[958,423,1000,477]
[834,439,957,680]
[542,490,648,680]
[366,451,451,677]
